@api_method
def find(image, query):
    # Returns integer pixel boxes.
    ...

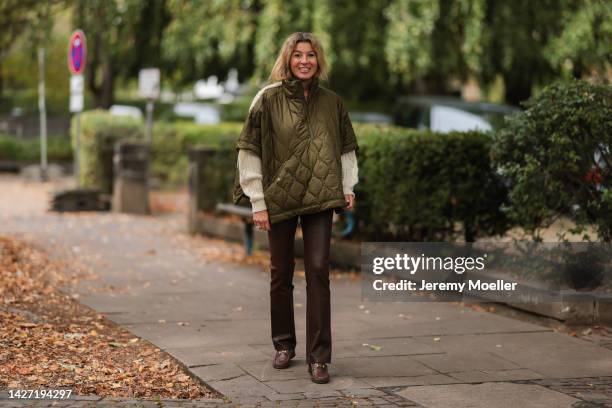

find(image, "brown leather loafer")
[308,362,330,384]
[273,349,295,369]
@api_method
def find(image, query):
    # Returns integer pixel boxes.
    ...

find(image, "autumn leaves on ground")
[0,236,217,400]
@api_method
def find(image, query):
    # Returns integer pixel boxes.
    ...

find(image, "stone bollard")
[188,146,217,233]
[112,141,150,215]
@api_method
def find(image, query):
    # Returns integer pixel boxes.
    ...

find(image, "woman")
[233,32,358,384]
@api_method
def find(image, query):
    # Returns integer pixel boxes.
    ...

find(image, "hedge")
[66,111,508,242]
[151,121,242,186]
[71,110,143,193]
[190,123,508,242]
[70,112,241,192]
[0,134,72,163]
[355,126,508,241]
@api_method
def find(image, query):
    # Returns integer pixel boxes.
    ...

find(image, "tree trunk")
[99,60,114,109]
[0,60,3,100]
[87,32,101,108]
[87,39,114,109]
[503,69,533,106]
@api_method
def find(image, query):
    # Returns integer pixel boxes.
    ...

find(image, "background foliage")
[1,0,609,112]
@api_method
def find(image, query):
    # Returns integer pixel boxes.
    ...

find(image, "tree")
[0,0,51,99]
[326,0,395,102]
[162,0,260,87]
[73,0,169,108]
[544,0,612,80]
[383,0,610,105]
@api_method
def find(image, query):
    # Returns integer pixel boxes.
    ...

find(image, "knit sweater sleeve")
[341,149,358,196]
[238,149,267,213]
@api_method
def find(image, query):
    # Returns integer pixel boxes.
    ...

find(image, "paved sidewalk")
[1,176,612,407]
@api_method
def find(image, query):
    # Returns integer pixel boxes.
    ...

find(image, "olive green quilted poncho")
[233,78,358,224]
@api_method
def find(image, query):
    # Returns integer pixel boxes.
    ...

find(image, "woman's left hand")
[344,194,355,211]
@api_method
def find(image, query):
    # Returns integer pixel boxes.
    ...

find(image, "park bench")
[215,203,255,255]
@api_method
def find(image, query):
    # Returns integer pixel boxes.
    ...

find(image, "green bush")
[356,126,508,241]
[0,134,72,162]
[219,98,251,122]
[72,110,143,193]
[492,79,612,241]
[151,121,243,186]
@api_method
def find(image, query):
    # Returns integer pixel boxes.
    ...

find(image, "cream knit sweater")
[238,149,358,213]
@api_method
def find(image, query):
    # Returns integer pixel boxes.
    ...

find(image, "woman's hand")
[345,194,355,211]
[253,210,271,231]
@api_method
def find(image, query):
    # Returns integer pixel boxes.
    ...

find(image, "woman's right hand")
[253,210,271,231]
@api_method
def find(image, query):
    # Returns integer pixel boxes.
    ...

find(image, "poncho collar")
[283,77,320,101]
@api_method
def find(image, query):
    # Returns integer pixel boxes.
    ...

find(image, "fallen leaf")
[362,343,382,351]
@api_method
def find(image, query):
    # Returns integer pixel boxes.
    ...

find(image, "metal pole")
[145,99,154,144]
[74,111,81,186]
[38,47,48,181]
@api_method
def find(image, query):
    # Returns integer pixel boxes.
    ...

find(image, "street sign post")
[70,75,84,113]
[68,30,86,75]
[138,68,160,144]
[38,47,48,181]
[68,30,86,185]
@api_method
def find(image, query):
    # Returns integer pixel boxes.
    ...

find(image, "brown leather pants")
[268,209,333,364]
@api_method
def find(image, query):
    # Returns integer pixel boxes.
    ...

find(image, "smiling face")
[290,41,318,81]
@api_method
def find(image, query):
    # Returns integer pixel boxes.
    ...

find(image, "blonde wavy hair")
[269,32,329,82]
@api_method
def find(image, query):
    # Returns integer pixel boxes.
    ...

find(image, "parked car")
[393,96,519,132]
[109,105,143,120]
[348,111,393,125]
[173,102,221,125]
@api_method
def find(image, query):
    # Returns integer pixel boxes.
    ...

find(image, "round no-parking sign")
[68,30,86,75]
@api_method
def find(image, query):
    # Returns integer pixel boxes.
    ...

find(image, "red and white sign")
[68,30,86,75]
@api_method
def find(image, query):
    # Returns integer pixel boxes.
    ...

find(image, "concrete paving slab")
[351,313,551,339]
[209,374,275,398]
[448,369,545,382]
[189,363,247,381]
[165,345,269,366]
[238,359,311,382]
[332,337,442,358]
[303,390,343,399]
[124,319,271,349]
[361,374,461,388]
[265,392,305,401]
[397,382,579,408]
[341,388,388,397]
[412,350,521,373]
[414,332,612,378]
[332,356,436,378]
[264,376,372,394]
